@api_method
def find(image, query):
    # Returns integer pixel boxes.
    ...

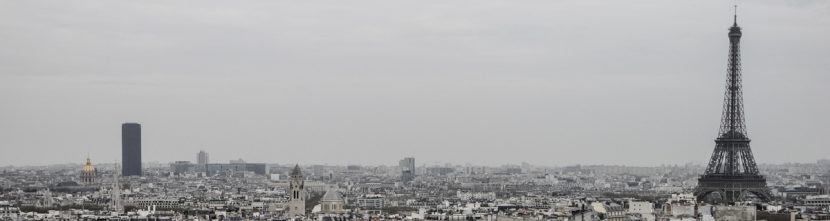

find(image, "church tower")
[287,164,306,217]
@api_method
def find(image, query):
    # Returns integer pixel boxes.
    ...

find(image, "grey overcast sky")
[1,0,828,167]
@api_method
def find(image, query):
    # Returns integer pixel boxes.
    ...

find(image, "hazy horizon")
[2,0,829,167]
[5,159,828,169]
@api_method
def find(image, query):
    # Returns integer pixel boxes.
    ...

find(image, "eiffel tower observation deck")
[695,8,772,203]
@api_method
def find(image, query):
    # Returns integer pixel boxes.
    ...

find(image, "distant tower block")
[695,10,772,203]
[80,157,97,185]
[121,123,142,176]
[399,157,415,183]
[287,164,306,217]
[197,150,209,165]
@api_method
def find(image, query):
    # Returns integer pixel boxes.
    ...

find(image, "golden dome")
[82,157,95,172]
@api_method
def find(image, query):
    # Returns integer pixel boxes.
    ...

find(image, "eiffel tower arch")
[695,10,772,203]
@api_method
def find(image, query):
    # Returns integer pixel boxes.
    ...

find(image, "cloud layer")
[1,0,828,166]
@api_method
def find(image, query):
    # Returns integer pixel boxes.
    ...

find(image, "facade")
[824,174,830,195]
[399,157,415,183]
[711,205,756,221]
[121,123,142,176]
[604,203,625,221]
[205,163,267,176]
[0,201,20,217]
[628,201,655,221]
[134,199,183,210]
[457,191,496,201]
[628,201,653,214]
[287,165,306,217]
[170,161,197,175]
[426,167,454,175]
[197,151,209,165]
[355,195,384,208]
[781,187,823,199]
[80,158,97,185]
[803,195,830,206]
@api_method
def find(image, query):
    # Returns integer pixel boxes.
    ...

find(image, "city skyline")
[3,153,828,169]
[2,0,829,167]
[2,1,829,219]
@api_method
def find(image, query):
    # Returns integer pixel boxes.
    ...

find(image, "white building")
[319,190,345,213]
[356,194,385,208]
[628,201,655,221]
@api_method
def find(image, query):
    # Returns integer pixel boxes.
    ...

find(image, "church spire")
[291,164,302,176]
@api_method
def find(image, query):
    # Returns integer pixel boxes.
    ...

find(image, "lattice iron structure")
[695,11,772,203]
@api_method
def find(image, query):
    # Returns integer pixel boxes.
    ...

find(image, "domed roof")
[321,190,343,202]
[82,157,95,172]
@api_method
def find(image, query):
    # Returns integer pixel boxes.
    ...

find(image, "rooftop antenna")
[733,5,738,26]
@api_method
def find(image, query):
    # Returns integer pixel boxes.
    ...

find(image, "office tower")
[121,123,142,176]
[695,12,771,203]
[197,150,209,165]
[399,157,415,183]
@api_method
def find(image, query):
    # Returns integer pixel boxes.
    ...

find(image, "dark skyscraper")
[121,123,142,176]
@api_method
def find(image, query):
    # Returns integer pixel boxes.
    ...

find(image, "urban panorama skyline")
[2,0,829,167]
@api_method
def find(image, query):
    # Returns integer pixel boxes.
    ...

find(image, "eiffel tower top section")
[718,6,748,140]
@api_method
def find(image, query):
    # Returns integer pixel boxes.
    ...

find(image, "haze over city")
[2,0,829,167]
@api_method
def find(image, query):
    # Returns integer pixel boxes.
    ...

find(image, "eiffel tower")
[695,8,772,203]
